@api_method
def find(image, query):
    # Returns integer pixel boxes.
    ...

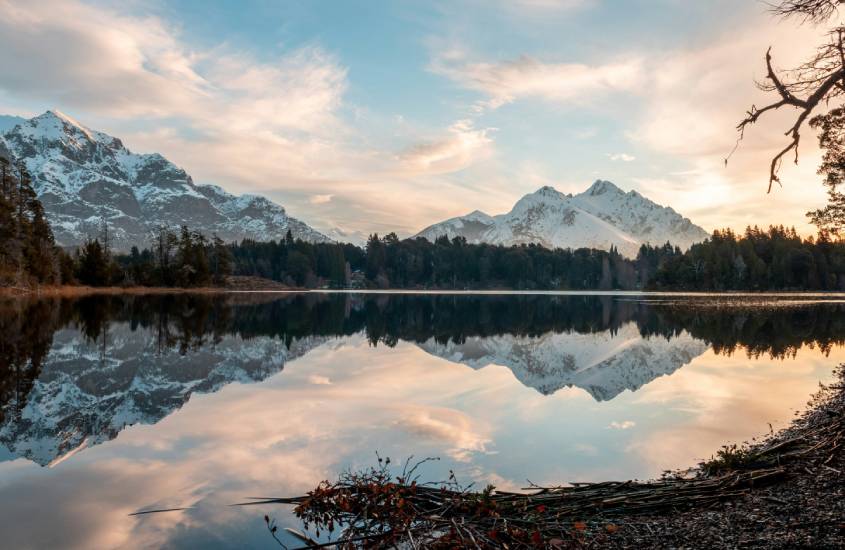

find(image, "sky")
[0,0,839,240]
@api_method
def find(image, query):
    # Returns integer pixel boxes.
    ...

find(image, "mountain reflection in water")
[1,293,844,467]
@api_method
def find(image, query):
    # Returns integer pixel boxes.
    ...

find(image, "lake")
[0,292,843,548]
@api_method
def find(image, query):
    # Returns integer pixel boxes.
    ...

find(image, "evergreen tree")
[210,234,233,285]
[76,239,110,286]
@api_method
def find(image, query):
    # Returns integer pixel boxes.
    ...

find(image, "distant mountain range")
[0,111,329,250]
[0,110,708,254]
[415,181,709,257]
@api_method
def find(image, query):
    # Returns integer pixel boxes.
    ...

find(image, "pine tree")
[77,239,109,286]
[211,234,233,285]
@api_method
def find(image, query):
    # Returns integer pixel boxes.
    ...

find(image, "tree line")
[648,226,845,291]
[226,229,845,291]
[2,175,844,291]
[43,223,233,288]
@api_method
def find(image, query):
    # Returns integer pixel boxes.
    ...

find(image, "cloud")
[626,17,831,233]
[431,52,644,112]
[607,153,635,162]
[399,119,494,174]
[309,194,334,205]
[573,442,598,455]
[393,407,491,462]
[307,374,332,385]
[508,0,592,9]
[484,0,597,18]
[608,420,636,430]
[0,1,347,133]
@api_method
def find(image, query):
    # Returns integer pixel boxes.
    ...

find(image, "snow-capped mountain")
[0,110,330,249]
[0,323,330,466]
[419,324,708,400]
[415,181,709,258]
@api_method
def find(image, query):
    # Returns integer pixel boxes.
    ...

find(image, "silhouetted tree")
[733,1,845,232]
[77,239,110,286]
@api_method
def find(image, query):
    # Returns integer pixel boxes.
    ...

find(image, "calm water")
[1,292,844,548]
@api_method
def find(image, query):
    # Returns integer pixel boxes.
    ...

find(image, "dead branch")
[770,0,844,22]
[733,31,845,191]
[248,366,845,549]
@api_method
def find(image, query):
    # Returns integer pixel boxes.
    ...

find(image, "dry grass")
[0,285,228,297]
[0,276,303,297]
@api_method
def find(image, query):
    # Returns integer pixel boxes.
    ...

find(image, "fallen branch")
[250,365,845,548]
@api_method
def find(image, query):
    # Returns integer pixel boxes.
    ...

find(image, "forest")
[226,229,845,291]
[1,158,844,291]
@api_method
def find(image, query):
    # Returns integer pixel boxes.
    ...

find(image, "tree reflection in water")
[1,293,844,465]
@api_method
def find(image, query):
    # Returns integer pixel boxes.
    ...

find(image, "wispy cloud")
[393,407,492,462]
[309,194,334,205]
[627,18,829,233]
[607,153,635,162]
[0,1,348,134]
[489,0,597,18]
[398,119,494,174]
[608,420,636,430]
[431,52,644,112]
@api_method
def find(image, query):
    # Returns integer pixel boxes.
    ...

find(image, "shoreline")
[0,276,302,297]
[267,365,845,548]
[0,285,231,297]
[4,284,845,298]
[610,365,845,548]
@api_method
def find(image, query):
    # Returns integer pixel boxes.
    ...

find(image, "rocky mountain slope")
[0,110,329,250]
[416,181,709,258]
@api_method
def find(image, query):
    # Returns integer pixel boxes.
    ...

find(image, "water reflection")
[1,293,844,467]
[0,293,843,548]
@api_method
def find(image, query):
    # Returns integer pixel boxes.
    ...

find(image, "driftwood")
[245,365,845,549]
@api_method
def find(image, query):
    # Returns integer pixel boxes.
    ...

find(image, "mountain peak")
[586,180,623,196]
[45,109,81,124]
[2,110,331,249]
[533,185,565,198]
[36,109,88,130]
[415,179,709,257]
[466,209,493,221]
[27,109,98,143]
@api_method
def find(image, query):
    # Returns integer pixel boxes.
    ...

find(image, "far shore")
[0,275,303,296]
[0,285,231,297]
[4,282,845,298]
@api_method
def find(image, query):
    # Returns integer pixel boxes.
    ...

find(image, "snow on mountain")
[0,323,331,466]
[418,323,708,400]
[0,114,25,134]
[0,110,330,249]
[415,181,709,258]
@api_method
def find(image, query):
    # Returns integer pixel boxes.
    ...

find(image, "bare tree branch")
[732,30,845,191]
[770,0,844,22]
